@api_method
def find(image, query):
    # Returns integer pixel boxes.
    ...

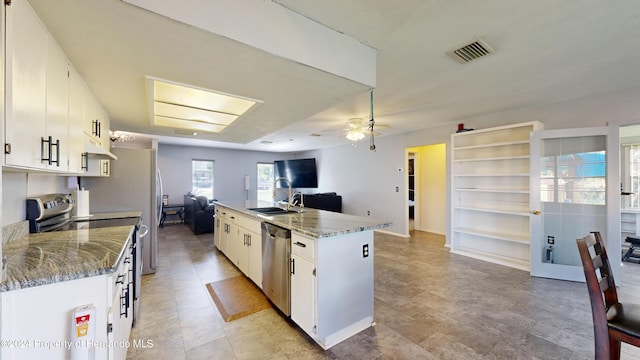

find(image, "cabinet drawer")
[237,215,261,234]
[223,209,239,223]
[291,233,315,260]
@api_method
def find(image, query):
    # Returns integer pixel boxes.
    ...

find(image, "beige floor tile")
[127,224,640,360]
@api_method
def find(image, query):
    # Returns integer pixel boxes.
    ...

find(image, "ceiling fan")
[320,90,387,150]
[342,118,389,141]
[320,117,389,141]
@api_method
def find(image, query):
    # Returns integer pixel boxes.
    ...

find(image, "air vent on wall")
[447,38,494,63]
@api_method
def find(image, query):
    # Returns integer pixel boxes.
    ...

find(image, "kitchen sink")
[247,207,297,215]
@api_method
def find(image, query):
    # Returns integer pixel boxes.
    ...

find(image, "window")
[192,160,214,199]
[540,152,606,205]
[257,163,274,201]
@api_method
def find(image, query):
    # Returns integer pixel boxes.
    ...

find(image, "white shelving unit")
[451,121,542,271]
[621,209,640,255]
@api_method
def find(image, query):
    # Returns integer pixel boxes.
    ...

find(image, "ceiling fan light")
[346,129,365,141]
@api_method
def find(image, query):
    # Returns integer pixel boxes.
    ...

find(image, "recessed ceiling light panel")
[154,102,238,126]
[146,77,262,134]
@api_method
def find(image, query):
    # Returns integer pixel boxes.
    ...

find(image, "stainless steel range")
[26,193,146,325]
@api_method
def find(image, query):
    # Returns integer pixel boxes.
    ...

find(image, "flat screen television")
[274,158,318,188]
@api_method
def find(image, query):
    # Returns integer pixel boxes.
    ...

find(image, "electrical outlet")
[367,210,370,216]
[547,236,555,244]
[362,244,369,258]
[397,168,403,172]
[395,186,399,192]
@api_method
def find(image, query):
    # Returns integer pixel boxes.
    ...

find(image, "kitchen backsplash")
[2,220,28,244]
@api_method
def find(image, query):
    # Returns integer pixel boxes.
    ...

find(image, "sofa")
[293,192,342,213]
[184,194,215,234]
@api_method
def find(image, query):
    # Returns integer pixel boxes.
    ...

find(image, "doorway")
[406,144,446,236]
[619,124,640,286]
[408,153,416,232]
[530,127,618,281]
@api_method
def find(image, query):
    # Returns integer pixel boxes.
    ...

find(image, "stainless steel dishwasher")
[262,222,291,316]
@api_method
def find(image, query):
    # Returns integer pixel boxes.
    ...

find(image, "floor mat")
[205,276,272,322]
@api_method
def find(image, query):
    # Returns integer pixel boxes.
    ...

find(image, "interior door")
[530,126,620,281]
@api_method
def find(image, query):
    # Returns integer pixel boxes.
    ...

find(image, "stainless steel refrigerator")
[83,147,159,274]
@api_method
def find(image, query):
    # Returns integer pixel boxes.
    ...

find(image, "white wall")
[2,173,69,225]
[298,126,452,236]
[6,84,640,235]
[157,144,297,204]
[295,86,640,238]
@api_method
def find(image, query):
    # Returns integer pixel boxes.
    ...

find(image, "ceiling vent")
[447,39,494,63]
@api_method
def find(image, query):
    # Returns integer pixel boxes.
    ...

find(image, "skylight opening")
[147,77,261,134]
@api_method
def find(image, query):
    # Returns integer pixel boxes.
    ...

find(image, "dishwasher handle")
[138,225,149,238]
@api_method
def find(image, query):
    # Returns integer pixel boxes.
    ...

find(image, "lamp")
[110,131,135,142]
[346,129,365,141]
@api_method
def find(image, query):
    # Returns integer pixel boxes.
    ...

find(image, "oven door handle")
[138,225,149,238]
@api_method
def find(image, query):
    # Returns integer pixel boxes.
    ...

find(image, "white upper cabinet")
[4,0,110,173]
[5,0,48,170]
[45,40,70,172]
[84,92,103,149]
[68,65,88,174]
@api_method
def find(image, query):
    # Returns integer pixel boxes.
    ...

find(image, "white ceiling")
[28,0,640,152]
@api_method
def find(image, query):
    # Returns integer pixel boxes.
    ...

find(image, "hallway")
[127,225,640,359]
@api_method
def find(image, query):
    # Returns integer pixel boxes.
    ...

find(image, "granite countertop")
[72,211,143,221]
[214,200,391,238]
[0,213,141,292]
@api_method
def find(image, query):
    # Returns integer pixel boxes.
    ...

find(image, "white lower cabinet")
[245,229,262,287]
[216,206,262,288]
[218,208,238,257]
[213,207,222,248]
[107,242,134,360]
[0,238,134,360]
[290,231,374,349]
[215,205,375,349]
[237,229,259,282]
[226,222,242,269]
[290,250,315,336]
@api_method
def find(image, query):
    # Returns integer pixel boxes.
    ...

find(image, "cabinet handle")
[51,139,60,166]
[41,136,52,165]
[120,286,129,318]
[81,152,88,171]
[290,258,295,275]
[116,274,125,285]
[248,234,251,246]
[103,161,109,175]
[97,121,101,138]
[294,241,306,248]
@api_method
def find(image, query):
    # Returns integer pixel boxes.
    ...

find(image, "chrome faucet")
[273,177,292,211]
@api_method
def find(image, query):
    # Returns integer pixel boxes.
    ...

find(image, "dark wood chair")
[576,232,640,359]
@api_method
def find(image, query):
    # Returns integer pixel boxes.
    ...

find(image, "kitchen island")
[0,213,141,360]
[213,200,391,350]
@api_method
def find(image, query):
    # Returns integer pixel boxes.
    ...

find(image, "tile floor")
[126,225,640,359]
